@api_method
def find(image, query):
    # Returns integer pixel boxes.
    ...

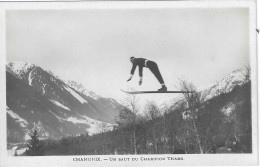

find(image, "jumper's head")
[130,57,135,62]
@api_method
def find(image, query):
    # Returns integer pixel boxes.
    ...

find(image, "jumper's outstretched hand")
[139,80,142,85]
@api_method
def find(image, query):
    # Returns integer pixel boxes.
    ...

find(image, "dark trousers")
[147,61,165,84]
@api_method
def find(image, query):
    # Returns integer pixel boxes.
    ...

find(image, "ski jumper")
[130,58,165,85]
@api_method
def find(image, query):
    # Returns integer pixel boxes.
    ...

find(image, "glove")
[127,77,132,82]
[139,80,142,85]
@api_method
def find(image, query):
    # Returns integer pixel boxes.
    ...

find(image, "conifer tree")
[25,130,43,156]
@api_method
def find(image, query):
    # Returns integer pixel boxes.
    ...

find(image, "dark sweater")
[130,58,147,77]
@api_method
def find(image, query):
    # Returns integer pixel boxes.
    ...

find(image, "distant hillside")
[201,68,249,101]
[6,62,124,147]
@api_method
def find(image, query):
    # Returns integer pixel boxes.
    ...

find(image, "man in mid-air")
[127,57,167,92]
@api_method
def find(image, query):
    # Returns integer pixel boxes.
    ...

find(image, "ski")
[120,89,195,94]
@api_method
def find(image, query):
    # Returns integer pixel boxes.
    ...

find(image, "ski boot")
[158,85,167,92]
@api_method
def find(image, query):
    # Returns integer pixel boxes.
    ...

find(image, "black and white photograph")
[0,1,258,167]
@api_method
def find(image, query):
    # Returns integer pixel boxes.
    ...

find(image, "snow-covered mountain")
[66,81,101,100]
[201,68,249,101]
[6,62,123,146]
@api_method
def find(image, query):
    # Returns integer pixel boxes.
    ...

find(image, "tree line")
[23,78,252,155]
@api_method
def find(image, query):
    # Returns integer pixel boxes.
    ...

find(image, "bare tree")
[144,101,161,153]
[116,93,140,154]
[144,101,160,120]
[179,80,204,153]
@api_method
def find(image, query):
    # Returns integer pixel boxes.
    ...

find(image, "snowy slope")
[202,69,248,101]
[6,62,123,146]
[7,62,34,79]
[66,80,101,100]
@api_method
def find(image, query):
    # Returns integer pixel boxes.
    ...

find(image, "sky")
[6,8,249,107]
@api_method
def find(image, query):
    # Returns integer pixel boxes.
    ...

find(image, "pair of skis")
[121,89,195,94]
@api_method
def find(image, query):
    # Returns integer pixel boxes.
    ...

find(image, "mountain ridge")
[6,62,123,146]
[201,68,249,101]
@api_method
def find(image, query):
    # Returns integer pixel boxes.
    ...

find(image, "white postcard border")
[0,1,258,167]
